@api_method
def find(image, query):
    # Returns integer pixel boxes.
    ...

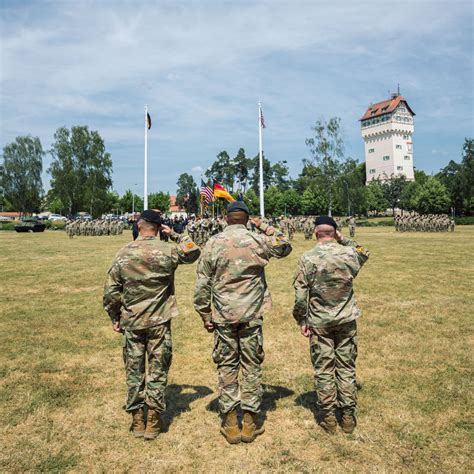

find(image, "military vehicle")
[14,217,46,233]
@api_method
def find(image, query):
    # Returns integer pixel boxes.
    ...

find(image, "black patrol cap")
[227,200,250,215]
[141,209,162,225]
[314,215,337,229]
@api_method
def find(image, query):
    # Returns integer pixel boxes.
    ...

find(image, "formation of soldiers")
[186,217,227,246]
[66,219,125,238]
[395,213,455,232]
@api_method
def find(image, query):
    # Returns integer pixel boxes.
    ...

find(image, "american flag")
[260,107,266,129]
[200,180,214,204]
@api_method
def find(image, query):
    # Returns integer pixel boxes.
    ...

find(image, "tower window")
[396,144,402,149]
[397,166,403,171]
[383,155,390,161]
[404,155,410,160]
[403,134,409,140]
[369,169,376,174]
[368,148,375,153]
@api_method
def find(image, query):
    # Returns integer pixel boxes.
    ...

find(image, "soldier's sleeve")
[292,256,310,326]
[193,242,214,323]
[339,238,370,267]
[103,259,123,323]
[173,233,201,264]
[255,222,292,259]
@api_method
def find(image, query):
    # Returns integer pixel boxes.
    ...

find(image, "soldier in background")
[194,201,292,444]
[348,216,356,238]
[103,210,200,440]
[293,215,369,435]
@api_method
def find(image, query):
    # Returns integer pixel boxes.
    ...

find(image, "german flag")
[213,182,235,202]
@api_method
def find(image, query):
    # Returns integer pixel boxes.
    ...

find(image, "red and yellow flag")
[213,182,235,202]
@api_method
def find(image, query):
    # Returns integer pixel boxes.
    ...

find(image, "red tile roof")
[360,95,415,121]
[169,195,185,213]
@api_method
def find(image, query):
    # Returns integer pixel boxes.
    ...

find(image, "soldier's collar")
[316,238,337,245]
[137,235,157,241]
[224,224,247,231]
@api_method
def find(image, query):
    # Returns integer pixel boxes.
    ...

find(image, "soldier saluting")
[103,209,200,440]
[194,201,292,444]
[292,215,369,434]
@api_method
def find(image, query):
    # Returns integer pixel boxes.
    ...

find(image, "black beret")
[226,200,250,214]
[314,215,337,229]
[141,209,162,225]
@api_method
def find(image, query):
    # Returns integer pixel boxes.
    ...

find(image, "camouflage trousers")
[122,322,173,413]
[349,226,355,238]
[212,319,265,415]
[310,320,358,416]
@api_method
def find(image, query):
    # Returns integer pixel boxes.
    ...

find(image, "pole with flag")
[144,105,151,210]
[258,102,265,217]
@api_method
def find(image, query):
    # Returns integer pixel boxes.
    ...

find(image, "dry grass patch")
[0,228,473,472]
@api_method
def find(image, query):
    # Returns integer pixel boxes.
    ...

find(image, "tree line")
[1,121,472,218]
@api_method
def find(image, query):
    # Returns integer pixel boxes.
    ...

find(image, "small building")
[169,195,187,218]
[360,92,415,183]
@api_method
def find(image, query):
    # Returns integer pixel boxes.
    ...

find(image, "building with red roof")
[361,92,415,183]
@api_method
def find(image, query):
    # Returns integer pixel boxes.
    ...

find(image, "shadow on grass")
[160,384,214,432]
[206,384,294,422]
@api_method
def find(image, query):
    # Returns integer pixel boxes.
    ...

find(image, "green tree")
[249,153,272,193]
[400,180,421,211]
[280,188,301,215]
[148,192,170,213]
[48,126,113,216]
[176,173,199,214]
[460,138,473,213]
[305,117,345,216]
[301,187,327,215]
[413,177,450,214]
[381,174,407,216]
[243,189,259,215]
[105,191,121,215]
[271,161,291,190]
[437,160,464,213]
[205,151,235,190]
[120,189,143,213]
[365,180,387,213]
[1,136,43,214]
[234,148,251,193]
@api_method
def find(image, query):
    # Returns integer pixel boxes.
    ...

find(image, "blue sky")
[1,0,473,195]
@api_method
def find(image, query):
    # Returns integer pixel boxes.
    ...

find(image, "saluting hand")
[112,320,123,333]
[161,224,172,236]
[203,321,215,333]
[300,325,311,337]
[335,230,343,242]
[250,217,262,227]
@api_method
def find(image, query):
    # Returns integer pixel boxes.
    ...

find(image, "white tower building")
[360,92,415,183]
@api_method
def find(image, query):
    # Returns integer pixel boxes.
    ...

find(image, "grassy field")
[1,227,473,472]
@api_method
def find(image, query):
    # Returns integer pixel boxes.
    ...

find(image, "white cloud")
[1,0,472,193]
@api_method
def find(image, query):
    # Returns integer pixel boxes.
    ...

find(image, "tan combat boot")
[319,414,337,434]
[341,414,356,434]
[241,411,265,443]
[220,409,241,444]
[130,408,146,438]
[144,408,161,440]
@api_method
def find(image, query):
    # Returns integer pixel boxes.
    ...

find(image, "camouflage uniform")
[103,232,200,413]
[348,217,356,238]
[293,237,369,417]
[194,222,292,414]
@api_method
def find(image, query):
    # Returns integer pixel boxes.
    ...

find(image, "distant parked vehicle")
[48,214,67,221]
[15,217,46,233]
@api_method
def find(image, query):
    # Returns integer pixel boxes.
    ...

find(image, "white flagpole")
[144,105,148,210]
[258,101,265,217]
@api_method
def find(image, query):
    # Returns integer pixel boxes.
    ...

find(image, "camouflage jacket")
[293,238,369,328]
[103,232,200,330]
[194,222,292,325]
